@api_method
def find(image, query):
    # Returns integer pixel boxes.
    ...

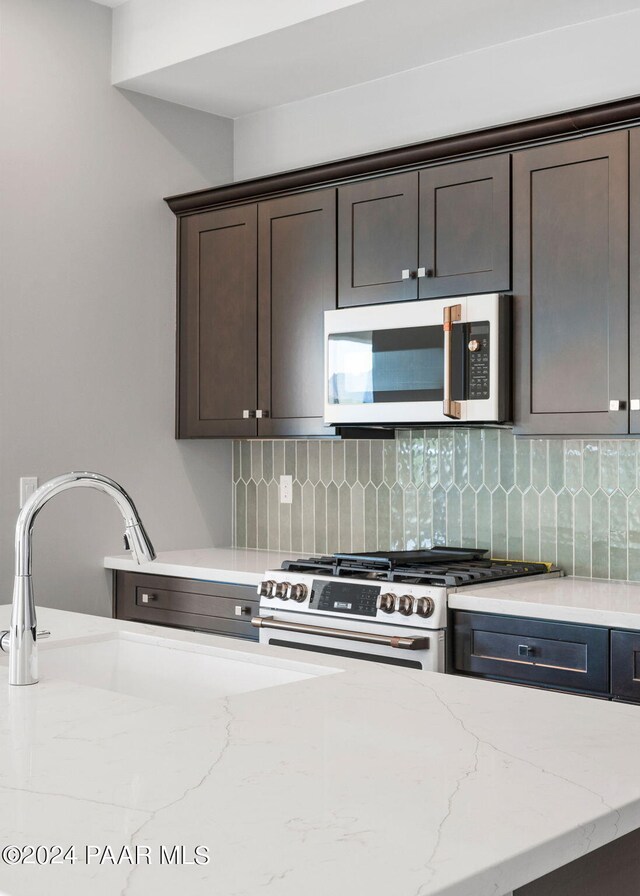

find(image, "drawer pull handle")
[141,592,158,604]
[518,644,534,658]
[235,605,251,616]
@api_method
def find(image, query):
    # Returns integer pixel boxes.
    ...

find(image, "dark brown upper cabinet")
[257,189,337,437]
[177,191,336,439]
[418,155,511,298]
[512,131,629,436]
[178,204,258,438]
[337,158,510,307]
[630,128,640,435]
[338,172,419,306]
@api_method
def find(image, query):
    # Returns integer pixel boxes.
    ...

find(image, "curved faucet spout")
[7,472,156,686]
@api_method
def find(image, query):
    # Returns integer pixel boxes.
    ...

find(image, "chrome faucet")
[1,472,156,686]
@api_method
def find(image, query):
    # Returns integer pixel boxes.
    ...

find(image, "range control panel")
[467,321,490,401]
[309,580,379,617]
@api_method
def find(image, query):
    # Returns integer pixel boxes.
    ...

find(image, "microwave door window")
[328,327,444,405]
[328,332,374,404]
[372,327,444,402]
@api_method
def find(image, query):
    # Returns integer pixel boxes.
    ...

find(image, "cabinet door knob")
[518,644,533,658]
[631,399,640,411]
[255,409,270,419]
[401,269,411,280]
[242,409,256,419]
[141,592,157,604]
[417,267,426,278]
[235,605,251,616]
[609,400,626,411]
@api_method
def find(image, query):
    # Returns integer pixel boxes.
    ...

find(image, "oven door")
[324,293,507,425]
[252,611,444,672]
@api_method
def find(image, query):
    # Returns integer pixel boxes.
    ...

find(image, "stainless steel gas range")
[252,548,560,672]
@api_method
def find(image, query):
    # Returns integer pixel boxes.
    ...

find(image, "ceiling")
[108,0,640,118]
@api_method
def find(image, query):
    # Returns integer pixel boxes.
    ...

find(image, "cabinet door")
[257,190,337,437]
[630,129,640,433]
[178,205,258,437]
[611,630,640,702]
[338,172,418,306]
[418,155,510,298]
[512,132,629,435]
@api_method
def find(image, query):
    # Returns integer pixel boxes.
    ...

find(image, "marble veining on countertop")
[449,574,640,628]
[103,546,300,585]
[1,606,640,895]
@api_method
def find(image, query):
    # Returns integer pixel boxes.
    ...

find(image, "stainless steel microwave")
[324,294,511,427]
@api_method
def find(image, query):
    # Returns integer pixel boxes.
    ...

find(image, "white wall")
[234,8,640,179]
[0,0,235,615]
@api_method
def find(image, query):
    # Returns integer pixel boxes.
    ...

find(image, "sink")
[31,632,337,706]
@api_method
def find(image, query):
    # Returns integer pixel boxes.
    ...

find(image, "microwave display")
[328,326,445,405]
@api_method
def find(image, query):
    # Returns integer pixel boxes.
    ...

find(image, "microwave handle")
[443,304,463,419]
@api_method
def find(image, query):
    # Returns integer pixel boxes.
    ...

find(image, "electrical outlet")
[19,476,38,508]
[279,475,292,504]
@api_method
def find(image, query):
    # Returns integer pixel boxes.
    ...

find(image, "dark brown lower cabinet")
[454,612,640,704]
[453,611,609,695]
[611,630,640,702]
[514,827,640,896]
[114,571,258,641]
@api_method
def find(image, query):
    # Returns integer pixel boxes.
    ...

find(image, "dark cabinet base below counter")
[453,610,609,696]
[453,609,640,703]
[515,826,640,896]
[113,571,259,641]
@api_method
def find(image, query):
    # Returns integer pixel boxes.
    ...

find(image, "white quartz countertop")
[449,575,640,629]
[1,607,640,896]
[103,547,300,586]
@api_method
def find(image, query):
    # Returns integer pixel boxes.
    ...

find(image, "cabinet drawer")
[611,630,640,702]
[453,611,609,694]
[114,571,258,640]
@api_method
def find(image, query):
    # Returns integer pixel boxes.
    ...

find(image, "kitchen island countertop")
[1,605,639,896]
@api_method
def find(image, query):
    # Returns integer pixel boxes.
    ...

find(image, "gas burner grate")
[280,551,550,587]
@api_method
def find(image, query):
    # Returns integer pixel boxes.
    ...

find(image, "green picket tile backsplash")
[232,429,640,580]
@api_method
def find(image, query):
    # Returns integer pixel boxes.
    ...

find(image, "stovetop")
[280,547,551,588]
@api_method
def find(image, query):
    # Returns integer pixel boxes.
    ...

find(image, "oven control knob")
[259,580,276,598]
[415,596,435,618]
[274,582,290,600]
[397,595,414,616]
[287,583,308,602]
[376,592,397,613]
[468,339,481,353]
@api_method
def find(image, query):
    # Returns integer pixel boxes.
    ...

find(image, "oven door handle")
[251,616,430,651]
[443,303,462,419]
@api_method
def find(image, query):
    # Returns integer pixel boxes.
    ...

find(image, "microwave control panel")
[467,321,490,400]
